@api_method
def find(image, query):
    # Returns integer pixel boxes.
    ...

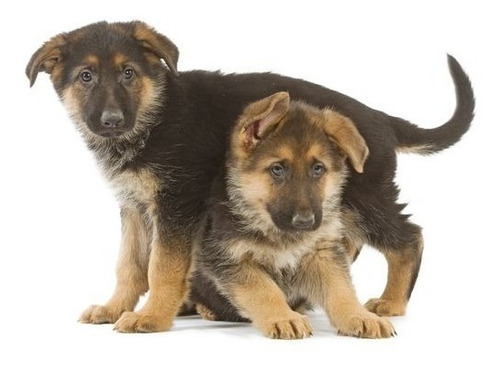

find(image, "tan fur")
[341,205,421,316]
[50,62,64,87]
[114,235,192,332]
[26,34,65,86]
[341,208,366,263]
[322,109,369,173]
[80,207,150,323]
[234,91,290,154]
[396,144,432,154]
[196,303,216,321]
[274,145,295,162]
[84,54,100,66]
[228,170,277,235]
[132,22,178,75]
[109,168,159,210]
[61,82,106,143]
[112,53,126,67]
[80,168,160,326]
[79,164,195,333]
[135,76,164,126]
[61,85,82,123]
[365,234,424,316]
[229,260,313,339]
[226,228,339,271]
[224,235,394,338]
[299,243,394,338]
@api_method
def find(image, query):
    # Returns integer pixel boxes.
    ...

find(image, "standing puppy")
[191,92,394,339]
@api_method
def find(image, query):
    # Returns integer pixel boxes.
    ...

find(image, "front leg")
[80,206,150,324]
[114,229,193,333]
[301,242,395,339]
[226,262,312,340]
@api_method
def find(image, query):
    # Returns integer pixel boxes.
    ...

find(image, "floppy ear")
[236,92,290,152]
[133,21,179,76]
[26,34,66,87]
[323,110,369,173]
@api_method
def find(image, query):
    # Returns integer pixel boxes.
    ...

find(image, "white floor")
[3,244,496,368]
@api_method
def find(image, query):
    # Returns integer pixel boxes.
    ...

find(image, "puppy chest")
[110,168,160,209]
[229,239,315,271]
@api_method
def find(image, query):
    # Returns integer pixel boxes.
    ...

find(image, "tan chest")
[109,168,160,210]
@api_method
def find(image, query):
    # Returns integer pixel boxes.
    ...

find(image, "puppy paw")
[365,298,406,317]
[79,304,124,324]
[337,310,395,339]
[114,311,173,333]
[196,303,216,321]
[258,313,313,339]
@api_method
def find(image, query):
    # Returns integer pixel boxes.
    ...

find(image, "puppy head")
[26,21,178,142]
[228,92,368,234]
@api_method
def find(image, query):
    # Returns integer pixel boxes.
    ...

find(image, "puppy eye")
[270,163,286,179]
[80,70,93,83]
[312,162,326,177]
[123,67,135,80]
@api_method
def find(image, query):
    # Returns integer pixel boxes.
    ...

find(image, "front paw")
[79,304,124,324]
[257,312,313,339]
[114,311,173,333]
[365,298,406,317]
[337,310,395,339]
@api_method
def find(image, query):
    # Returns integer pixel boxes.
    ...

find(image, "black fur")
[158,59,473,249]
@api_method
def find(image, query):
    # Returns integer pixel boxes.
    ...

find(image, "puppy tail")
[392,55,475,155]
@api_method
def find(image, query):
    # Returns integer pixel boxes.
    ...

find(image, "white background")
[1,0,498,368]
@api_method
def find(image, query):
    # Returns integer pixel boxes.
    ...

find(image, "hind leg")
[365,224,423,316]
[341,208,365,264]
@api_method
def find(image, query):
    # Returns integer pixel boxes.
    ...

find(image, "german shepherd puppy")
[26,21,474,333]
[190,92,395,339]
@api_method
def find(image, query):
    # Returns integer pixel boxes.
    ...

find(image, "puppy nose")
[101,109,124,128]
[291,213,315,230]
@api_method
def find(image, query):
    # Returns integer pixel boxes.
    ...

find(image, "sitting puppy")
[190,92,395,339]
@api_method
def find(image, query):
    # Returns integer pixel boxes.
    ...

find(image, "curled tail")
[392,55,475,154]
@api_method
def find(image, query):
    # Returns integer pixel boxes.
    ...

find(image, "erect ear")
[133,21,179,76]
[236,92,290,152]
[26,34,66,87]
[323,110,369,173]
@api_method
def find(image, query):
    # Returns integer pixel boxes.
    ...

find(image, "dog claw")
[259,313,313,339]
